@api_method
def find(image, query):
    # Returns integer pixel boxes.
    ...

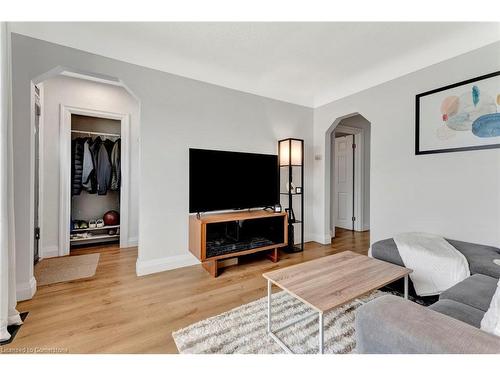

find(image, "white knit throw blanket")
[394,232,470,296]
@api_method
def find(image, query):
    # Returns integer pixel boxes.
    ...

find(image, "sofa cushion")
[356,295,500,354]
[440,274,498,312]
[447,240,500,279]
[371,238,500,279]
[429,299,485,328]
[371,238,405,266]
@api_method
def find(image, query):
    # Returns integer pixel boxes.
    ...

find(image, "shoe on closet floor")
[96,219,105,228]
[72,220,88,230]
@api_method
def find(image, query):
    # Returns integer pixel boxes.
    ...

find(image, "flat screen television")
[189,148,278,213]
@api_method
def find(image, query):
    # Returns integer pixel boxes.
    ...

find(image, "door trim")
[333,134,354,230]
[32,82,45,260]
[331,125,365,232]
[59,105,131,256]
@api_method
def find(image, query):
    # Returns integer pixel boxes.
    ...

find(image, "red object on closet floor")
[103,210,120,226]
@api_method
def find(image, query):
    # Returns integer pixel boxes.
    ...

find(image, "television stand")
[189,210,288,277]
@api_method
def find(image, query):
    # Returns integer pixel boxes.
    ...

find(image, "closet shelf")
[71,224,120,233]
[70,234,120,243]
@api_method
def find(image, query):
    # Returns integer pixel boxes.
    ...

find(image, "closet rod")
[71,130,120,137]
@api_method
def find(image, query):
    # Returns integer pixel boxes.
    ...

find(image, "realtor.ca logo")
[0,347,69,353]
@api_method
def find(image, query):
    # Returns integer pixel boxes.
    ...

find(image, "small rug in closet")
[172,290,386,354]
[34,253,100,286]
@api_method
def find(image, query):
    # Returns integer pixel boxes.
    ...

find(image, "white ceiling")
[9,22,500,107]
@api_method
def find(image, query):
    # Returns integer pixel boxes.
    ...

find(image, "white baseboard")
[304,230,331,244]
[136,253,200,276]
[16,276,37,302]
[127,236,138,247]
[41,245,59,258]
[119,237,138,248]
[308,232,331,245]
[303,232,312,243]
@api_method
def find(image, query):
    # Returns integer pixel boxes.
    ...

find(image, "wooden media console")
[189,210,288,277]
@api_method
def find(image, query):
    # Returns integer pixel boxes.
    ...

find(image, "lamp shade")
[279,138,303,166]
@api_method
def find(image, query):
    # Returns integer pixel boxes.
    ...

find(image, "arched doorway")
[324,113,371,243]
[28,67,141,292]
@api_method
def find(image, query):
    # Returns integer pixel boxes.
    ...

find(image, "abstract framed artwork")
[416,71,500,155]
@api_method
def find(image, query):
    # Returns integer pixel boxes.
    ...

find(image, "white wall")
[40,75,140,257]
[10,33,314,288]
[313,41,500,247]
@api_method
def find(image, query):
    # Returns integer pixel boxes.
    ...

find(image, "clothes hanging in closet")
[71,138,85,196]
[96,139,112,195]
[71,136,121,196]
[81,138,93,188]
[110,139,121,191]
[83,136,101,194]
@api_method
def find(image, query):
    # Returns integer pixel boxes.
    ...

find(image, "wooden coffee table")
[263,251,412,353]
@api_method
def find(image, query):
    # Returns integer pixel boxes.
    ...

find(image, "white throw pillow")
[481,278,500,336]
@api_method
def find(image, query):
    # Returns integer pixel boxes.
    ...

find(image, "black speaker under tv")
[189,148,279,213]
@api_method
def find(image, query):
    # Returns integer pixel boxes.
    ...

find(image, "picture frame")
[415,71,500,155]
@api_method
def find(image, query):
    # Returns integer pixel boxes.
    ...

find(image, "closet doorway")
[60,106,130,256]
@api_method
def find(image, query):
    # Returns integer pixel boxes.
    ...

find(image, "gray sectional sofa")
[371,238,500,279]
[355,238,500,353]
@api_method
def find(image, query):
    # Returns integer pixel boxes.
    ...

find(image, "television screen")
[189,148,278,213]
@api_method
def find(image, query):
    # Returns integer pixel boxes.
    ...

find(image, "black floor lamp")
[278,138,304,253]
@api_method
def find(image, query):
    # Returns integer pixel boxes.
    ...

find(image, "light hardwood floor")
[7,228,369,354]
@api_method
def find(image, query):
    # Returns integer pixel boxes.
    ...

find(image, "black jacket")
[82,137,102,194]
[71,138,85,196]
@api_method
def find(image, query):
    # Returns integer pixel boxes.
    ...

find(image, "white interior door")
[334,135,354,230]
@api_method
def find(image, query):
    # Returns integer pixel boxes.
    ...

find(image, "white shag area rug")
[172,290,386,354]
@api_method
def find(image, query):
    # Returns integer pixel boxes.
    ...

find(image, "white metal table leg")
[404,275,409,299]
[267,279,272,333]
[266,279,324,354]
[318,312,324,354]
